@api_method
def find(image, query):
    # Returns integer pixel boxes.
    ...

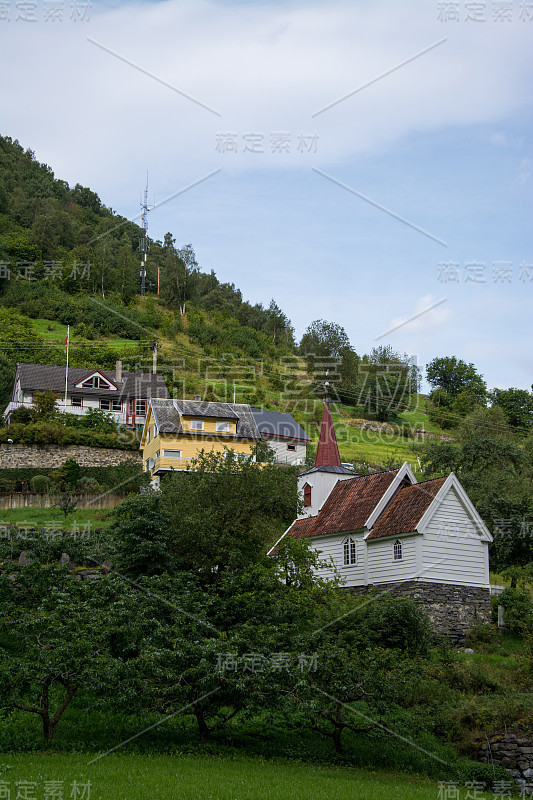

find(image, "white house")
[269,401,493,641]
[4,361,169,427]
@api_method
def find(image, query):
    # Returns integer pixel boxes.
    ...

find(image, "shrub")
[9,407,34,424]
[30,474,50,492]
[499,587,533,634]
[0,477,15,492]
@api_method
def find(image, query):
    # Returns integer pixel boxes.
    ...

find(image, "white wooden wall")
[366,535,418,584]
[422,486,489,586]
[310,532,366,585]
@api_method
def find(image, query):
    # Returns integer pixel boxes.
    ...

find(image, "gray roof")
[250,408,311,443]
[299,465,359,476]
[175,401,239,420]
[151,398,182,434]
[16,363,169,401]
[150,399,260,441]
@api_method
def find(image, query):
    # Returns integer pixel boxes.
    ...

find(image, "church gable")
[418,475,492,543]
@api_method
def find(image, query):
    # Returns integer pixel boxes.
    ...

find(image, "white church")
[269,401,494,640]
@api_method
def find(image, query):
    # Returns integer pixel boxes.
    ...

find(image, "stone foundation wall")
[0,443,142,468]
[347,581,492,644]
[475,733,533,795]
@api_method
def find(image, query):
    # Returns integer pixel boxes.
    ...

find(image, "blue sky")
[1,0,532,391]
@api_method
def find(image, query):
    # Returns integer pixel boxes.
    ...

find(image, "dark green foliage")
[0,463,144,494]
[422,407,533,570]
[54,458,81,489]
[299,319,359,403]
[490,386,533,431]
[29,474,50,492]
[498,588,533,634]
[426,356,488,428]
[426,356,487,403]
[356,345,420,421]
[0,421,139,450]
[111,491,178,577]
[54,492,79,520]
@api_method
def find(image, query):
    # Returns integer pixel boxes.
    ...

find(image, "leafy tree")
[426,356,487,401]
[490,386,533,432]
[111,490,178,577]
[32,389,61,419]
[153,450,299,581]
[54,492,79,521]
[299,319,359,401]
[0,565,123,740]
[54,458,82,489]
[356,346,420,421]
[422,407,533,571]
[425,357,487,427]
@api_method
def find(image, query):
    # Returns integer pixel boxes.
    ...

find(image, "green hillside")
[0,132,480,472]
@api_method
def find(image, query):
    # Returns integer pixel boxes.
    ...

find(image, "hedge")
[0,463,146,495]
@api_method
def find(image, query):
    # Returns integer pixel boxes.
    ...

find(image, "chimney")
[193,395,202,401]
[115,360,122,383]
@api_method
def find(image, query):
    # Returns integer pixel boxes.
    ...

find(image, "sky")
[1,0,532,391]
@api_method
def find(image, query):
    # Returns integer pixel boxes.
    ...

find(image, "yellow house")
[141,398,260,483]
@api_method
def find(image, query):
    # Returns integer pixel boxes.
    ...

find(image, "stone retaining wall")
[0,443,141,468]
[347,581,492,644]
[475,733,533,795]
[0,492,124,509]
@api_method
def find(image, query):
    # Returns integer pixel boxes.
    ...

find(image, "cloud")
[377,294,452,341]
[2,0,532,187]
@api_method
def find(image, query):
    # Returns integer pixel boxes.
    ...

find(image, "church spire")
[314,380,342,467]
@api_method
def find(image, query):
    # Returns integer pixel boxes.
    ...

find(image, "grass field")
[29,318,137,351]
[0,507,114,530]
[0,753,484,800]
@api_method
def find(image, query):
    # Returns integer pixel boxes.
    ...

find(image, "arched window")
[303,483,312,507]
[393,539,402,560]
[343,536,356,566]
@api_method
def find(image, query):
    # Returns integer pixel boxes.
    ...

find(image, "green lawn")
[0,753,482,800]
[0,507,114,530]
[29,318,137,350]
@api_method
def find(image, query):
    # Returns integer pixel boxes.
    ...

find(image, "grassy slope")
[0,507,113,529]
[23,305,450,474]
[0,753,479,800]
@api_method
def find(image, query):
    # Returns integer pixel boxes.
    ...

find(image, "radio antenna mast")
[139,172,151,296]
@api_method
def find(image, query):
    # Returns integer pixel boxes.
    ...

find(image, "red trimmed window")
[303,483,312,507]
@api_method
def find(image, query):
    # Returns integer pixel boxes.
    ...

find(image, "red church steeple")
[314,398,342,468]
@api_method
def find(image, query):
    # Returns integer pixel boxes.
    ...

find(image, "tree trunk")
[332,729,343,753]
[195,709,210,744]
[42,715,54,741]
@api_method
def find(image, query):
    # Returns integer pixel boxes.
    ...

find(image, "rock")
[102,559,113,573]
[18,551,32,566]
[463,648,474,654]
[60,553,70,565]
[523,768,533,779]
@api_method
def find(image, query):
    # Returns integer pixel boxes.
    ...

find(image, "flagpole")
[64,325,69,410]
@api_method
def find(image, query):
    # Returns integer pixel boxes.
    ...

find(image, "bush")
[499,587,533,633]
[30,474,50,492]
[9,407,34,424]
[354,592,432,654]
[76,475,101,493]
[0,477,15,492]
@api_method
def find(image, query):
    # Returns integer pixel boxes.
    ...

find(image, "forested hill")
[0,134,295,347]
[0,134,298,403]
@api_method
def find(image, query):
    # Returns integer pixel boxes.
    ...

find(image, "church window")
[393,540,402,560]
[303,483,312,507]
[343,536,356,566]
